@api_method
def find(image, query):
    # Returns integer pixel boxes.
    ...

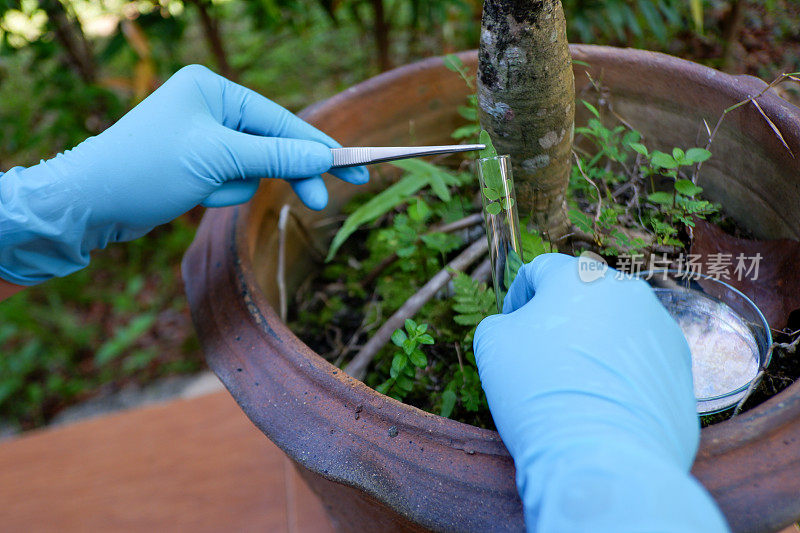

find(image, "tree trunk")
[477,0,574,240]
[721,0,745,72]
[371,0,391,72]
[186,0,236,80]
[40,0,97,84]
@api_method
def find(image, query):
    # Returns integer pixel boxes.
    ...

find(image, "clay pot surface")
[183,46,800,533]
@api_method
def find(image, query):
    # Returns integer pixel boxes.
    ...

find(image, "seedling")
[375,319,435,401]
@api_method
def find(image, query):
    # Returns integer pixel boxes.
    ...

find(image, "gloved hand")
[474,253,729,532]
[0,64,367,285]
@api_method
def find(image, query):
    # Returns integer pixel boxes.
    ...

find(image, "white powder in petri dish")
[654,288,760,400]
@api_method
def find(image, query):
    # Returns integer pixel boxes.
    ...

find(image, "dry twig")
[573,151,602,225]
[732,367,767,418]
[693,71,800,182]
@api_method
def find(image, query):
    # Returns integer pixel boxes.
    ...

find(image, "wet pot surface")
[183,46,800,533]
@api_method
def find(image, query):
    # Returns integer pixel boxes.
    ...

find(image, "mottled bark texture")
[477,0,574,239]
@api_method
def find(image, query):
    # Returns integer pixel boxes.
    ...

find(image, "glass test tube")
[477,155,523,313]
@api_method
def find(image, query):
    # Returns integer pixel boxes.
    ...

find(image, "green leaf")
[451,271,496,330]
[457,105,478,121]
[520,227,550,261]
[647,191,674,205]
[391,328,408,347]
[428,174,452,202]
[375,381,392,395]
[409,349,427,368]
[502,196,515,210]
[452,124,480,140]
[685,147,712,163]
[395,373,415,393]
[572,59,590,67]
[407,198,431,222]
[581,100,600,118]
[440,389,458,418]
[415,323,428,334]
[417,334,434,345]
[639,0,667,44]
[326,173,427,261]
[396,245,417,258]
[402,338,416,355]
[421,232,462,254]
[94,314,156,366]
[454,313,486,326]
[672,147,685,162]
[569,208,593,234]
[650,151,679,169]
[326,159,460,260]
[484,202,501,215]
[453,302,482,314]
[629,143,648,156]
[404,318,417,333]
[674,179,703,197]
[478,130,498,159]
[482,187,501,201]
[390,353,407,379]
[443,54,463,73]
[504,249,524,290]
[478,143,504,193]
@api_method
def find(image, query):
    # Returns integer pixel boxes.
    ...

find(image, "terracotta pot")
[183,46,800,532]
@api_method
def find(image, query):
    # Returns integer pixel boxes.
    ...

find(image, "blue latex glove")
[0,65,368,285]
[474,253,729,532]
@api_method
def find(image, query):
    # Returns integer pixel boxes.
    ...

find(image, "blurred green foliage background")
[0,0,798,430]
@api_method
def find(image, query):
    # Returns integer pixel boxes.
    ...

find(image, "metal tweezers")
[330,144,485,168]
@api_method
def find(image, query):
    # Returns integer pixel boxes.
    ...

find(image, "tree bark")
[40,0,97,83]
[477,0,574,240]
[186,0,236,80]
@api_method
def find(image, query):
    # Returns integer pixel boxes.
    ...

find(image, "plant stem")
[41,0,97,83]
[344,238,488,380]
[573,152,602,226]
[186,0,236,80]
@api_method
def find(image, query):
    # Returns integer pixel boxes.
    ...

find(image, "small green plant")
[571,105,718,254]
[375,319,435,401]
[326,159,471,260]
[632,144,717,246]
[477,130,515,215]
[439,272,496,418]
[451,271,496,338]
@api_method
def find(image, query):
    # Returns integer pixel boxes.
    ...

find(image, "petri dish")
[640,270,772,414]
